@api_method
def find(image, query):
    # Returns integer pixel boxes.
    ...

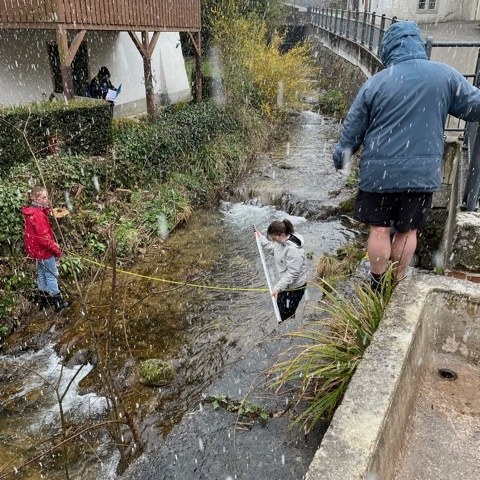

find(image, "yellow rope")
[76,255,270,292]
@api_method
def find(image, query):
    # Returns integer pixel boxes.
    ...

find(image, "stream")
[0,110,358,479]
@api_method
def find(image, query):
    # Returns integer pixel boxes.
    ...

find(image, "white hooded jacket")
[260,232,307,293]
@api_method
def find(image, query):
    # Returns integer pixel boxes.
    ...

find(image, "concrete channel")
[305,275,480,479]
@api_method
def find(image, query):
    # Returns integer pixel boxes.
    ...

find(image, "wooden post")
[55,27,86,100]
[128,31,161,122]
[142,31,155,122]
[189,31,202,102]
[56,26,74,99]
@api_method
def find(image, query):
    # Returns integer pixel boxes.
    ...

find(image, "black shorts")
[277,284,306,321]
[354,190,433,233]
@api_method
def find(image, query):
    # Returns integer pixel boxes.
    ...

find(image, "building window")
[418,0,437,10]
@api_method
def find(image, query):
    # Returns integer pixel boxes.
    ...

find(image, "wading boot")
[369,271,386,295]
[51,294,69,313]
[36,290,51,310]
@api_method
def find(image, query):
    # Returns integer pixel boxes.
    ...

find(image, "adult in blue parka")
[333,20,480,289]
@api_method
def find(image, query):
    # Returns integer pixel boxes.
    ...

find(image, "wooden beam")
[55,27,87,100]
[56,26,74,99]
[147,31,161,58]
[188,31,200,56]
[128,31,146,57]
[128,31,162,122]
[66,30,87,65]
[190,32,202,102]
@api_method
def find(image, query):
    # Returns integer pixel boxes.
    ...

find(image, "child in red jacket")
[22,185,69,312]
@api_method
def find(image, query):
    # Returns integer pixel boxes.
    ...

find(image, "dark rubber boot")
[51,294,69,313]
[36,290,51,310]
[369,271,386,294]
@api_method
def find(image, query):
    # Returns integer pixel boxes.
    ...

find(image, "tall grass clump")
[269,269,394,433]
[316,241,366,287]
[212,1,316,119]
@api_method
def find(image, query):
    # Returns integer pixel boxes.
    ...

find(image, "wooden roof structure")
[0,0,202,119]
[0,0,200,31]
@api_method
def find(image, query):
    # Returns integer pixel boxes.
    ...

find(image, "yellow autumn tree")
[212,5,316,119]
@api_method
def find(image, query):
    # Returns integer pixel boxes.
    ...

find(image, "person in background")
[21,186,69,313]
[86,66,115,100]
[256,219,307,321]
[332,20,480,291]
[86,66,116,115]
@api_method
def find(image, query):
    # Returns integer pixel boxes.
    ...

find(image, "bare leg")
[367,226,392,275]
[391,230,417,281]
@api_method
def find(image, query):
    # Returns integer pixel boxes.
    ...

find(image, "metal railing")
[310,7,397,58]
[309,7,480,211]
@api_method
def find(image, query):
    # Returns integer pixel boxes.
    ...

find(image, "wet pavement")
[420,21,480,75]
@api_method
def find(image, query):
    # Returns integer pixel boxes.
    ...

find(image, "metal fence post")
[369,12,376,50]
[425,36,433,59]
[346,9,351,38]
[473,49,480,87]
[378,14,386,53]
[353,9,359,42]
[361,10,368,45]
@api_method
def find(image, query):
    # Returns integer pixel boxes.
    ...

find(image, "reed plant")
[269,268,394,433]
[316,241,366,287]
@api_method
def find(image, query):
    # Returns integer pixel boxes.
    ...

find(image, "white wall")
[368,0,480,22]
[157,32,191,105]
[0,29,56,105]
[0,29,192,115]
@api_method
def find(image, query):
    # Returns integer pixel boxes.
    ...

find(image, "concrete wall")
[305,275,480,480]
[310,27,383,78]
[0,30,191,116]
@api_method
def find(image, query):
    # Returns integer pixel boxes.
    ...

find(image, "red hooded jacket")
[22,205,62,260]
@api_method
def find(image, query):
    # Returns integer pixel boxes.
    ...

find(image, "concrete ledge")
[305,275,480,480]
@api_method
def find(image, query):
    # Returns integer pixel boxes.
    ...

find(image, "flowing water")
[0,111,357,479]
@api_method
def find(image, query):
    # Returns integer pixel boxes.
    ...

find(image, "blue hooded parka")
[333,21,480,193]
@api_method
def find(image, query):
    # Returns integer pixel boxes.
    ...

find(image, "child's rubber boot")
[51,294,69,313]
[36,290,51,310]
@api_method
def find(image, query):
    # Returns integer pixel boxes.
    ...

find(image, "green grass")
[269,269,394,433]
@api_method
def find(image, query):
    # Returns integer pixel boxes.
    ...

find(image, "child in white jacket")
[258,219,307,321]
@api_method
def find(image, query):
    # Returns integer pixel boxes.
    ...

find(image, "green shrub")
[0,99,111,175]
[8,154,107,195]
[0,184,27,254]
[213,8,315,118]
[111,101,248,189]
[318,90,347,118]
[115,221,140,257]
[58,255,85,280]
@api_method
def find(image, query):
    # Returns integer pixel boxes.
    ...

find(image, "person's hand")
[271,288,279,300]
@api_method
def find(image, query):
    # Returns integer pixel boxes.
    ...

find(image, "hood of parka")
[287,232,304,248]
[379,20,428,67]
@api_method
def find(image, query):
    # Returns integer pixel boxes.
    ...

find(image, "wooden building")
[0,0,202,118]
